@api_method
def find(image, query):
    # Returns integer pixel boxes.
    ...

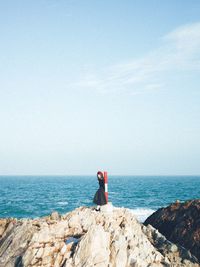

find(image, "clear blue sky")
[0,0,200,175]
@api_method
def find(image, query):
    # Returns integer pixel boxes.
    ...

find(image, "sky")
[0,0,200,175]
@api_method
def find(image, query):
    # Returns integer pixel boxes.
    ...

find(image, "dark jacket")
[93,178,107,205]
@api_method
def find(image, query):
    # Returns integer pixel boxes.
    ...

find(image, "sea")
[0,175,200,222]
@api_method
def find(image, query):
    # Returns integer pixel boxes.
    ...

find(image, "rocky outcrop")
[144,199,200,263]
[142,224,198,267]
[0,205,199,267]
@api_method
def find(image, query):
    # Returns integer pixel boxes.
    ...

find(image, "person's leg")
[95,205,100,211]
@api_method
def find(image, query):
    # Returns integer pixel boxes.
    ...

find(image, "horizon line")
[0,174,200,177]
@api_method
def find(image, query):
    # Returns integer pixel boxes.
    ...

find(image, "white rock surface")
[73,224,110,267]
[0,206,199,267]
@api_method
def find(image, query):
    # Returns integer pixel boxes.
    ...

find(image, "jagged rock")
[50,211,61,221]
[73,224,110,267]
[0,219,11,238]
[0,205,199,267]
[144,199,200,262]
[142,224,198,266]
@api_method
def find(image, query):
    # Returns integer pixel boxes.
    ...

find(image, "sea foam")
[129,208,155,222]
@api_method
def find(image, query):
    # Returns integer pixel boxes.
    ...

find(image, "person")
[93,171,107,211]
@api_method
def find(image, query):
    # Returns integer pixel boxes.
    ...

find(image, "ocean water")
[0,176,200,222]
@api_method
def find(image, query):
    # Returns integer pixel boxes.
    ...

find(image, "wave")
[57,201,68,206]
[129,208,155,222]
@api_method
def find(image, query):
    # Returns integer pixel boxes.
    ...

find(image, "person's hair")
[97,171,104,180]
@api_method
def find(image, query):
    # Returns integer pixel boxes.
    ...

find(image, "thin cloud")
[72,22,200,94]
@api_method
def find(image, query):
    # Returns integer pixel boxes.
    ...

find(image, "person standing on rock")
[93,171,107,211]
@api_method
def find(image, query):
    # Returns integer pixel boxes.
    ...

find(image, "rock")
[0,219,11,238]
[54,253,63,267]
[42,254,53,265]
[68,214,81,229]
[142,223,198,266]
[50,211,61,221]
[100,202,114,213]
[110,234,127,267]
[73,224,110,267]
[35,246,43,258]
[60,244,67,255]
[0,205,199,267]
[144,199,200,262]
[0,220,36,267]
